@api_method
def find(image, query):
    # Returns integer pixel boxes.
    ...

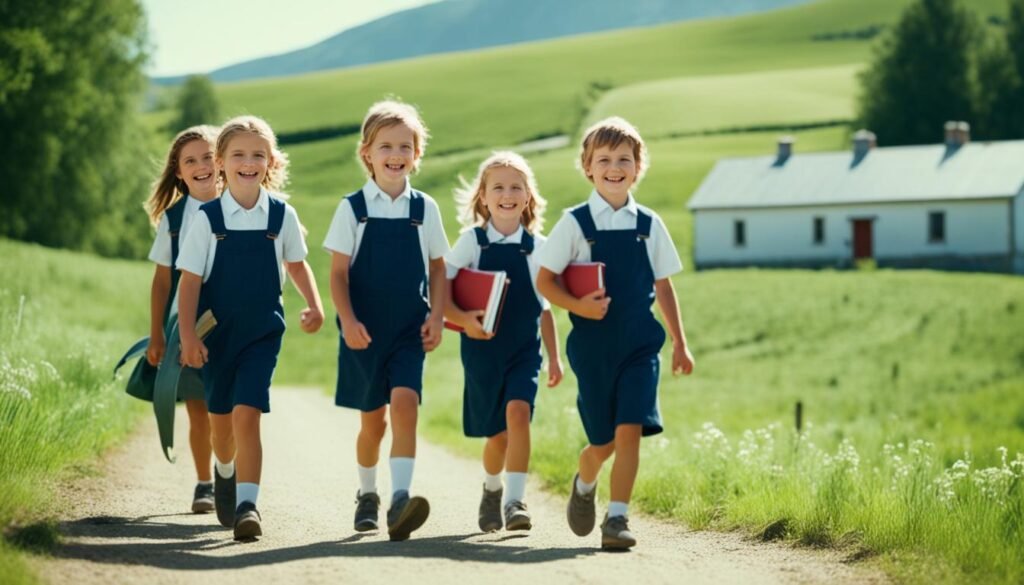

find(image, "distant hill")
[155,0,808,84]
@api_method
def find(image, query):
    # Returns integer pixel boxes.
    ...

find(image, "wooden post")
[795,401,803,433]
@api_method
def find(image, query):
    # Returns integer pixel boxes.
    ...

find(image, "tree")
[0,0,153,257]
[974,35,1021,139]
[170,75,220,132]
[857,0,980,145]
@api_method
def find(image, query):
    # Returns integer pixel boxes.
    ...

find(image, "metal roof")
[688,140,1024,211]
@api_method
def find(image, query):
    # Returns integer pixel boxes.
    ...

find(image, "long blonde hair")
[454,151,546,233]
[357,100,429,178]
[145,125,219,226]
[216,115,290,193]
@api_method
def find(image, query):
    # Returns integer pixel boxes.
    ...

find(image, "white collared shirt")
[147,195,206,267]
[176,187,308,286]
[322,178,450,274]
[445,222,551,310]
[537,190,682,280]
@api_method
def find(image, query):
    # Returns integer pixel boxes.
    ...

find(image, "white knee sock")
[576,475,597,495]
[504,472,527,505]
[215,458,234,478]
[390,457,415,497]
[358,464,377,495]
[484,472,503,492]
[237,482,259,507]
[607,501,629,518]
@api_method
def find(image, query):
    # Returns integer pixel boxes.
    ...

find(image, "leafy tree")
[0,0,153,257]
[857,0,980,145]
[170,74,220,132]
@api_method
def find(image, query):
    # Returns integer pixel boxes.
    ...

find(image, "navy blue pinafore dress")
[565,205,665,446]
[335,190,430,411]
[197,197,287,415]
[460,227,543,438]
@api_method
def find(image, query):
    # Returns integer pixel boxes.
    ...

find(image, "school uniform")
[537,190,682,446]
[176,187,308,415]
[146,195,206,401]
[446,223,550,438]
[323,178,450,412]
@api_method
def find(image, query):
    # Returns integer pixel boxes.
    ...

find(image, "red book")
[444,268,510,334]
[562,262,605,298]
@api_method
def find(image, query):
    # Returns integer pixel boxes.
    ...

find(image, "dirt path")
[35,387,885,585]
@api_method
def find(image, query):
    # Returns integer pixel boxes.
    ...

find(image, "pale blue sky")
[142,0,434,77]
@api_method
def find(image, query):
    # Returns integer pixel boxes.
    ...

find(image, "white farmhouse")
[688,123,1024,273]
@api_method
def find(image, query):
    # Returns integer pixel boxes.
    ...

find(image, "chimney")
[945,120,970,148]
[852,129,876,156]
[774,135,794,166]
[851,129,876,167]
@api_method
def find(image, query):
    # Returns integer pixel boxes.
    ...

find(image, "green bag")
[114,337,156,401]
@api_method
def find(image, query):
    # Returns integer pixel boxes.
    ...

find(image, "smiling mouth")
[498,203,517,210]
[193,173,212,181]
[605,177,625,183]
[238,171,259,178]
[385,163,405,171]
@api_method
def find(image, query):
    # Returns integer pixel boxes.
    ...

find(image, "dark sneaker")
[601,513,637,550]
[233,501,262,541]
[504,500,532,531]
[566,473,596,536]
[478,485,503,533]
[387,490,430,542]
[214,467,236,528]
[354,491,381,532]
[192,482,215,513]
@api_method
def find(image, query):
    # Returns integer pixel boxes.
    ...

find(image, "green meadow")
[3,0,1023,582]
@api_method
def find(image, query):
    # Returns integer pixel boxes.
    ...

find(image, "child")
[177,115,325,541]
[143,125,220,514]
[535,117,695,550]
[324,100,449,542]
[445,151,563,533]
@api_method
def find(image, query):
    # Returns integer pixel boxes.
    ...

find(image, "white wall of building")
[694,199,1010,266]
[1014,190,1024,272]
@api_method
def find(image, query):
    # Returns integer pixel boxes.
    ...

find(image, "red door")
[852,219,873,259]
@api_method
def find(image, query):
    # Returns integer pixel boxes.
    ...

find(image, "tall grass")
[0,240,148,581]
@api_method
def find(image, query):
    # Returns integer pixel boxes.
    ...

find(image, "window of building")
[734,219,745,247]
[813,216,825,245]
[928,211,945,243]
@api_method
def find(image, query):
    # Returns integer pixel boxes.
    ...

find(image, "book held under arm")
[444,268,510,335]
[561,262,605,298]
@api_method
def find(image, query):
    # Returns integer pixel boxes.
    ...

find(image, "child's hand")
[573,289,610,320]
[421,314,443,352]
[547,358,564,387]
[342,319,372,350]
[146,331,166,366]
[462,310,494,341]
[181,335,208,369]
[673,343,695,376]
[299,306,324,334]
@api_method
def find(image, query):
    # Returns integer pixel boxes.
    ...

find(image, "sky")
[142,0,434,77]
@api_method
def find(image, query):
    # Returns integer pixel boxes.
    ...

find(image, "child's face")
[362,123,419,185]
[219,132,272,193]
[482,166,530,226]
[585,142,637,199]
[175,139,216,197]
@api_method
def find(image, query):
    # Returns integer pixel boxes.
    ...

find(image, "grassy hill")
[182,0,1006,155]
[184,0,810,84]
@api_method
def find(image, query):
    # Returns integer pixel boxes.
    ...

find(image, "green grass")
[164,0,1009,157]
[0,240,151,581]
[584,64,862,138]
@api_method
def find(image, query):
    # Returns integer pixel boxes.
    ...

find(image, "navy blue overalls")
[197,196,287,415]
[335,190,429,411]
[165,197,205,401]
[566,204,665,446]
[460,227,543,438]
